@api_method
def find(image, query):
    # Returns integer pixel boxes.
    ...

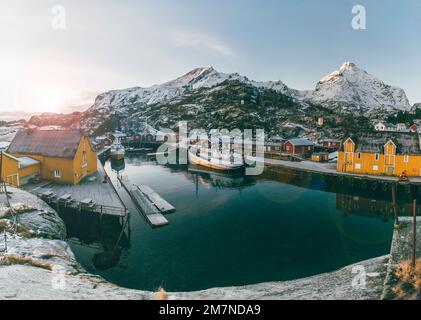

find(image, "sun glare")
[37,89,66,113]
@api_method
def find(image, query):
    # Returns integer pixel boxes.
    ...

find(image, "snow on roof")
[328,151,338,160]
[111,131,126,138]
[0,141,10,149]
[8,129,84,159]
[287,138,314,146]
[18,157,40,168]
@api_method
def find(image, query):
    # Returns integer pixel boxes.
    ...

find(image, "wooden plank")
[146,214,169,227]
[137,185,175,213]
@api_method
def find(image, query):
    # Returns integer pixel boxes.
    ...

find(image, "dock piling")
[391,185,399,226]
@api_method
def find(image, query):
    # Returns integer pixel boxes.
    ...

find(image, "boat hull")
[188,151,243,171]
[111,153,125,160]
[110,144,125,160]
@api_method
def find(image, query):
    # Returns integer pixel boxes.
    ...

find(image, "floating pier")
[118,175,169,227]
[137,185,175,213]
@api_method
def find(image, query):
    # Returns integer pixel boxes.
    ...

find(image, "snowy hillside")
[19,62,412,139]
[89,62,411,116]
[88,66,305,113]
[310,62,411,111]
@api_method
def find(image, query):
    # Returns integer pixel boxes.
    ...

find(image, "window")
[357,153,361,160]
[375,153,379,161]
[54,170,61,178]
[404,155,409,163]
[355,163,361,169]
[373,165,379,171]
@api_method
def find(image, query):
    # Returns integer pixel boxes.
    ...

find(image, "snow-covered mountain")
[411,103,421,113]
[89,62,410,116]
[89,66,301,113]
[310,62,410,111]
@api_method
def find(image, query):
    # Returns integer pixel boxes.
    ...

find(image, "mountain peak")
[339,61,358,71]
[312,62,410,111]
[89,62,411,115]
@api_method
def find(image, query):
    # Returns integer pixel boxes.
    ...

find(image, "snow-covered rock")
[311,62,411,111]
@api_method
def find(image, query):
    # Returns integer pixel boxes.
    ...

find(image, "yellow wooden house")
[0,152,41,186]
[337,133,421,177]
[1,129,97,186]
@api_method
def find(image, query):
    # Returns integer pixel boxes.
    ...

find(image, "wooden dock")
[118,175,169,227]
[137,185,175,213]
[25,160,128,217]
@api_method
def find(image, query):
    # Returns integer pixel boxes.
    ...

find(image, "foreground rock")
[382,217,421,299]
[1,187,388,300]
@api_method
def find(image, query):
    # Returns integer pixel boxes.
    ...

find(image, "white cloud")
[172,30,235,57]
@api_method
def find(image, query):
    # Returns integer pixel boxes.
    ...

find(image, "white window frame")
[373,165,379,171]
[357,152,361,160]
[375,153,379,161]
[355,163,361,170]
[404,155,409,163]
[54,170,61,178]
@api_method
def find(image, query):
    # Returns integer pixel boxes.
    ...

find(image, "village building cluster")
[374,121,421,133]
[3,116,421,187]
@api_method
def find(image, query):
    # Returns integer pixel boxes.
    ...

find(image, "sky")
[0,0,420,114]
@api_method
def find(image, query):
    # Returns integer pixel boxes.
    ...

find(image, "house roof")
[287,138,314,146]
[344,132,421,154]
[18,157,40,168]
[376,122,395,128]
[7,129,85,159]
[110,131,127,138]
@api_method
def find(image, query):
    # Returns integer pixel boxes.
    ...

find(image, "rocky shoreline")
[1,187,389,300]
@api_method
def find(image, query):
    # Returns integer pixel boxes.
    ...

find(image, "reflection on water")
[336,194,392,222]
[64,153,398,291]
[110,158,125,174]
[59,211,130,271]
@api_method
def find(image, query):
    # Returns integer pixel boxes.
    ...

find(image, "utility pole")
[0,150,3,192]
[391,184,399,226]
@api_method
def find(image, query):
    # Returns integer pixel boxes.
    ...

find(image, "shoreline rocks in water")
[1,187,389,300]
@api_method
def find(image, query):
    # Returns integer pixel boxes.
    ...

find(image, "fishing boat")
[111,158,125,173]
[110,142,125,160]
[188,147,244,171]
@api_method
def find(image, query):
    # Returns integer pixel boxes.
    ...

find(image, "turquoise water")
[67,155,394,292]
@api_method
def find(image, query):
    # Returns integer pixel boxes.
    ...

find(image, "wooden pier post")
[391,185,399,226]
[412,199,417,268]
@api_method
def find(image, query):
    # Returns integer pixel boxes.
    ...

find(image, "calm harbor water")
[65,154,395,292]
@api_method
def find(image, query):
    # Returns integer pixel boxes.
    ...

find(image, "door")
[384,155,395,176]
[6,174,19,187]
[344,152,353,172]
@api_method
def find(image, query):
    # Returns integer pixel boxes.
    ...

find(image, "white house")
[374,121,396,132]
[396,123,408,132]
